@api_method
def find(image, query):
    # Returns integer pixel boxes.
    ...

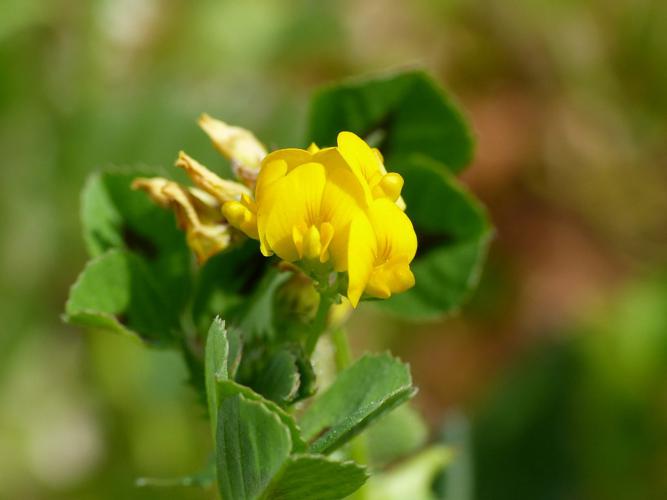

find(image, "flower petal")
[176,151,251,202]
[262,148,313,173]
[337,131,382,202]
[198,114,266,185]
[255,159,289,255]
[364,198,417,298]
[346,212,376,307]
[314,148,369,271]
[133,177,231,263]
[368,198,417,263]
[262,162,326,261]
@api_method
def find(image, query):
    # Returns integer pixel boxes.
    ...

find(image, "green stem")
[304,290,336,356]
[331,327,352,371]
[331,328,369,500]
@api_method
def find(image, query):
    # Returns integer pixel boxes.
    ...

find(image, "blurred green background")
[1,0,666,499]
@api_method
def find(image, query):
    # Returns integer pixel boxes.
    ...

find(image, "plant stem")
[331,327,369,500]
[304,290,336,356]
[331,327,352,371]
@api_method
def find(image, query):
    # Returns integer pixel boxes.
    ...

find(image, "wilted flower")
[133,116,261,263]
[198,113,267,187]
[132,176,231,263]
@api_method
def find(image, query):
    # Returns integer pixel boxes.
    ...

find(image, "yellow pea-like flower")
[225,132,418,307]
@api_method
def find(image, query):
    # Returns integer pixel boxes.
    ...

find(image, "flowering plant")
[65,71,491,499]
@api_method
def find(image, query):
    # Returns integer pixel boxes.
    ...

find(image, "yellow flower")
[134,114,416,300]
[224,147,371,304]
[224,132,417,306]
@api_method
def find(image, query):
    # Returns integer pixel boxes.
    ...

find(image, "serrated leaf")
[64,249,178,343]
[216,393,292,500]
[378,156,492,319]
[300,353,416,454]
[202,317,306,451]
[216,379,307,453]
[261,454,368,500]
[215,393,365,500]
[308,70,473,173]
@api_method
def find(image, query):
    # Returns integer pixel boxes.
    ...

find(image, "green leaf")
[205,317,228,437]
[261,454,368,500]
[202,317,306,451]
[191,238,267,333]
[307,72,490,317]
[251,349,300,404]
[377,156,492,319]
[69,169,192,340]
[216,393,292,500]
[64,249,178,343]
[308,70,473,173]
[81,169,186,258]
[299,353,416,454]
[240,345,315,406]
[216,379,307,453]
[237,269,292,341]
[81,170,191,302]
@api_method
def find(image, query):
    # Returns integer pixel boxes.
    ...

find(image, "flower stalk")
[304,286,338,356]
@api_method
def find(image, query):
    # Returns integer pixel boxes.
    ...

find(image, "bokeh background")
[1,0,666,499]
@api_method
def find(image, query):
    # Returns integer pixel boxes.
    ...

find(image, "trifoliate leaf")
[308,70,473,174]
